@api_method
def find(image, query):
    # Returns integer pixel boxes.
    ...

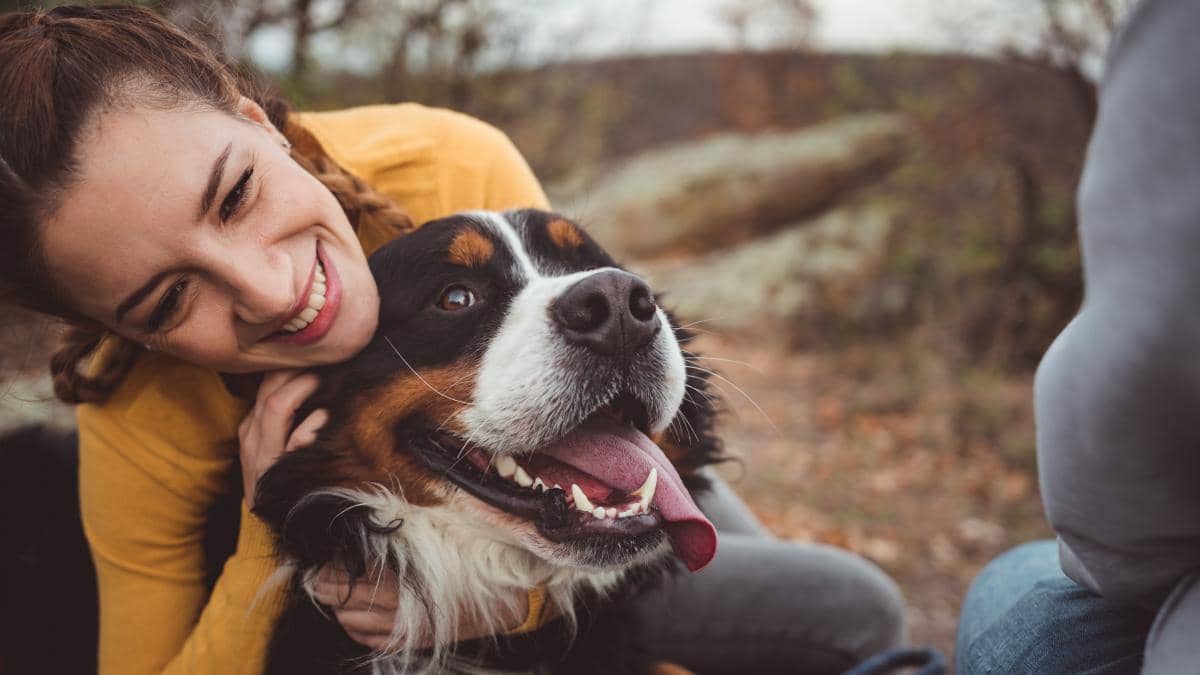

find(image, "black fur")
[254,210,723,674]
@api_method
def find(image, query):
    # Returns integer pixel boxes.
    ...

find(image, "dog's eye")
[437,285,477,311]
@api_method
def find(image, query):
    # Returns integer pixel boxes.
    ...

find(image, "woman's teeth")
[282,260,327,334]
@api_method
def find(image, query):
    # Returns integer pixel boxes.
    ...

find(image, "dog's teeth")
[514,466,533,488]
[571,484,594,513]
[533,478,546,492]
[554,483,563,491]
[606,507,617,518]
[617,507,635,518]
[593,506,606,519]
[630,468,657,512]
[496,456,516,479]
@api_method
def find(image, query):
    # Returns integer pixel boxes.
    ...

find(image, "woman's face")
[40,97,380,373]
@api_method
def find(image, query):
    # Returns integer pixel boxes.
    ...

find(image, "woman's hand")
[237,369,329,508]
[312,567,530,651]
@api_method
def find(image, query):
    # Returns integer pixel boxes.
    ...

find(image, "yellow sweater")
[76,104,550,675]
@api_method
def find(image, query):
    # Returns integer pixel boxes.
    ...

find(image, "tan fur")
[547,217,584,249]
[647,662,697,675]
[447,229,495,267]
[343,364,476,506]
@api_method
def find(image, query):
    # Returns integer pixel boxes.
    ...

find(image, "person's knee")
[790,543,907,661]
[956,540,1150,675]
[847,551,908,656]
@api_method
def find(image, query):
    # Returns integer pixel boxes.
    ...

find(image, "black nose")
[551,270,660,355]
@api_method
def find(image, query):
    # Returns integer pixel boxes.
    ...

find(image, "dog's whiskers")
[676,316,726,330]
[691,354,762,374]
[687,364,778,433]
[384,336,471,406]
[670,410,701,445]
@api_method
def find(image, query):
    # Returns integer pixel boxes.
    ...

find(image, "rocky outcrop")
[552,113,908,258]
[635,202,897,331]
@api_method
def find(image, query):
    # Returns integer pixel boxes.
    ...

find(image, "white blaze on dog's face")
[253,209,722,669]
[276,210,718,579]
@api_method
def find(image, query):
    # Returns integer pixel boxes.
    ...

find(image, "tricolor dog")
[253,209,723,674]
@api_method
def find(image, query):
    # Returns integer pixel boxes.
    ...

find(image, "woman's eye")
[147,279,188,332]
[219,167,254,223]
[437,286,477,311]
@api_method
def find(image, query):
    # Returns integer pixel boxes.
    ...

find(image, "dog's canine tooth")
[571,484,594,513]
[496,455,517,479]
[630,468,657,513]
[514,465,533,487]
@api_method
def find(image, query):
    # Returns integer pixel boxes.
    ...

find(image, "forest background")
[0,0,1135,662]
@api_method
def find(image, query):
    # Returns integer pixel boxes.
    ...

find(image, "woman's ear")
[236,96,288,147]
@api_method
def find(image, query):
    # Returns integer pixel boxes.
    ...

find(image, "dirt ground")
[692,331,1053,665]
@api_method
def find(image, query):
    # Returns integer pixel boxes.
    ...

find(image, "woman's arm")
[78,354,286,675]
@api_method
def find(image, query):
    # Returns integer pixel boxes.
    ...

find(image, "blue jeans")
[956,540,1156,674]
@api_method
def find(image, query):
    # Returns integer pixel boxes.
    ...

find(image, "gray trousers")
[628,470,907,674]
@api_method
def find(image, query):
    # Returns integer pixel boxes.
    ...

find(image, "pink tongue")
[536,419,718,572]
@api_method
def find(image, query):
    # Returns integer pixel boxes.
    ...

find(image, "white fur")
[293,485,639,675]
[460,213,688,455]
[282,211,687,673]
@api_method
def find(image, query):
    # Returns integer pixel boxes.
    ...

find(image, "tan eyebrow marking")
[547,218,584,249]
[447,229,495,267]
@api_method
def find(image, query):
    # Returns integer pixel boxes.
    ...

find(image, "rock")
[551,113,908,258]
[635,202,896,333]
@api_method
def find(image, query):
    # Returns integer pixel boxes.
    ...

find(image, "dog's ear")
[660,317,727,492]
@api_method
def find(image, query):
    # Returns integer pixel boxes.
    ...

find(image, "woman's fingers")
[237,369,322,505]
[287,408,329,452]
[253,372,320,456]
[312,573,399,611]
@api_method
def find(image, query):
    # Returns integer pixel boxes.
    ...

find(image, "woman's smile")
[266,241,343,346]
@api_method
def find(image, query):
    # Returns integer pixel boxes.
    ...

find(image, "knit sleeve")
[1036,0,1200,606]
[78,353,287,674]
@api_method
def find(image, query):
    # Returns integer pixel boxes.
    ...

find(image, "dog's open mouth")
[410,393,717,571]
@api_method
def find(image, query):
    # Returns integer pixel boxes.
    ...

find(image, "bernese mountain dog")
[253,209,723,674]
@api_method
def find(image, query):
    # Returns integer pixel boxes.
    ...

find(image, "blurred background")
[0,0,1136,663]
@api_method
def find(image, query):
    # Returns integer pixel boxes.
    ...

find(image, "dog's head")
[254,209,721,599]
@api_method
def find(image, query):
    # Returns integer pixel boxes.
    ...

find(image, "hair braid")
[49,325,140,404]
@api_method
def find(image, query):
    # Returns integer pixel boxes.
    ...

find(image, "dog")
[252,209,724,674]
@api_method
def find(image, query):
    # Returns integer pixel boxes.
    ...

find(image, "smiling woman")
[0,5,554,673]
[1,5,912,675]
[41,102,379,371]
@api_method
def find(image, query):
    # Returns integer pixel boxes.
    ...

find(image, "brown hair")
[0,5,412,404]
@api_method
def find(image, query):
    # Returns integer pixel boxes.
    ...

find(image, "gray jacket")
[1035,0,1200,672]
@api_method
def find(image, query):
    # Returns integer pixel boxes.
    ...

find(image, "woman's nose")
[224,254,295,326]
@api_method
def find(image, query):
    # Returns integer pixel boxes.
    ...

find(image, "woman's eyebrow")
[115,269,171,324]
[197,142,233,219]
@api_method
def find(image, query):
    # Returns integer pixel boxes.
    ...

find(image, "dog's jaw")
[293,485,640,673]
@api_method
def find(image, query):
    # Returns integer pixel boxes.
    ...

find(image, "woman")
[0,6,906,674]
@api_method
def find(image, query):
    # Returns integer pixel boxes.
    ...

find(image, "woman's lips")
[268,241,342,346]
